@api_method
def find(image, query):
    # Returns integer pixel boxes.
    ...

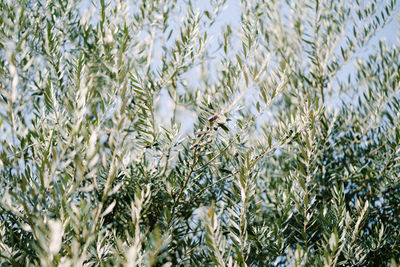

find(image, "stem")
[168,152,198,226]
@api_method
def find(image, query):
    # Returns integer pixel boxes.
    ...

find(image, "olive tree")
[0,0,399,266]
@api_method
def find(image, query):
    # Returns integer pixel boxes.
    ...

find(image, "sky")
[1,0,398,142]
[174,0,400,133]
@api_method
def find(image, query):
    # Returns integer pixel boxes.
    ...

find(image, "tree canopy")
[0,0,399,266]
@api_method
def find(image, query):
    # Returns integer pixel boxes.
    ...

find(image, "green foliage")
[0,0,399,266]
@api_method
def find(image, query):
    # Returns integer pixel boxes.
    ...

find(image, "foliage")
[0,0,399,266]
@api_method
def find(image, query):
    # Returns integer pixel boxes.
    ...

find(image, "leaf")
[102,200,117,217]
[218,123,229,132]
